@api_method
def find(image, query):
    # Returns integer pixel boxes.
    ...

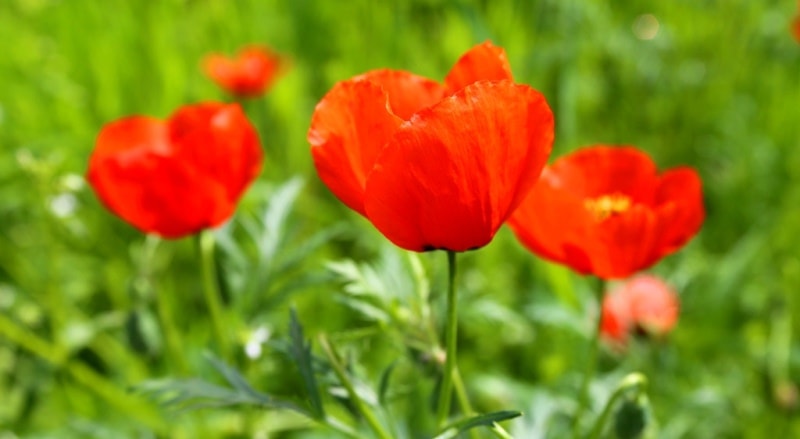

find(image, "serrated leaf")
[289,308,325,419]
[336,295,391,324]
[433,410,522,439]
[205,353,264,399]
[136,376,304,415]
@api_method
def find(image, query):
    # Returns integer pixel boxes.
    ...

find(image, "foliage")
[0,0,799,437]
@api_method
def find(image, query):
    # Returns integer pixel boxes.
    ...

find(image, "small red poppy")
[792,15,800,43]
[308,42,554,252]
[600,274,679,344]
[203,46,284,98]
[508,146,704,279]
[87,102,262,239]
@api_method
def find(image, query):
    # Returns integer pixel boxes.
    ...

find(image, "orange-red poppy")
[793,15,800,43]
[203,46,284,98]
[308,42,554,252]
[600,274,679,344]
[508,146,704,279]
[87,102,262,239]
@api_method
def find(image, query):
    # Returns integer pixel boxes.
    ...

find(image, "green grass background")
[1,0,799,437]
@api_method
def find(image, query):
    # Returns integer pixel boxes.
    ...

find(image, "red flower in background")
[87,102,262,239]
[600,274,679,344]
[508,146,704,279]
[793,15,800,43]
[203,46,284,98]
[308,42,554,252]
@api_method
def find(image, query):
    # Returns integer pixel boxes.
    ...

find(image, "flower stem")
[199,230,230,359]
[436,250,459,428]
[452,367,474,417]
[452,368,481,439]
[587,373,648,439]
[140,235,188,374]
[491,423,515,439]
[572,279,606,438]
[318,334,392,439]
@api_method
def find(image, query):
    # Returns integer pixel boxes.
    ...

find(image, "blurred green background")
[1,0,799,437]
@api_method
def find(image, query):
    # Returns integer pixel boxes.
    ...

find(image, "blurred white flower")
[49,193,78,218]
[244,326,272,360]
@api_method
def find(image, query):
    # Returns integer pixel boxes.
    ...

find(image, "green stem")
[140,235,188,374]
[491,423,515,439]
[572,279,606,438]
[436,251,459,427]
[452,368,481,439]
[452,368,474,418]
[318,335,393,439]
[587,373,648,439]
[452,369,514,438]
[154,275,188,374]
[199,230,231,359]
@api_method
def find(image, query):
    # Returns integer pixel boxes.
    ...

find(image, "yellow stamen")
[584,193,632,220]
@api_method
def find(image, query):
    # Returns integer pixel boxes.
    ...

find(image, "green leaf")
[259,177,304,262]
[377,361,397,406]
[433,410,522,439]
[272,224,347,276]
[288,308,326,419]
[205,353,266,401]
[136,375,304,415]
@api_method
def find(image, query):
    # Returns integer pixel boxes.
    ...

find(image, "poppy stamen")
[584,193,631,220]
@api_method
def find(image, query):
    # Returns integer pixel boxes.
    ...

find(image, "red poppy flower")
[308,42,554,252]
[203,46,284,98]
[600,274,679,344]
[793,15,800,43]
[87,102,262,239]
[508,146,704,279]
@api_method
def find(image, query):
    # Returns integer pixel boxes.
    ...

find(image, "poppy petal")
[626,275,679,334]
[550,146,659,203]
[601,287,633,343]
[203,46,283,97]
[510,145,703,279]
[88,117,170,232]
[358,69,447,120]
[203,54,238,90]
[508,171,592,273]
[443,41,514,94]
[309,79,404,216]
[793,16,800,43]
[601,274,679,344]
[364,80,554,252]
[87,117,232,238]
[91,152,231,238]
[89,116,171,163]
[587,206,659,279]
[654,167,704,255]
[88,103,261,239]
[169,102,263,205]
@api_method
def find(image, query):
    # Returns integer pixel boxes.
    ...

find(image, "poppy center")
[584,193,631,220]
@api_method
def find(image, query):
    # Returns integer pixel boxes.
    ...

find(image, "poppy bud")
[600,275,680,345]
